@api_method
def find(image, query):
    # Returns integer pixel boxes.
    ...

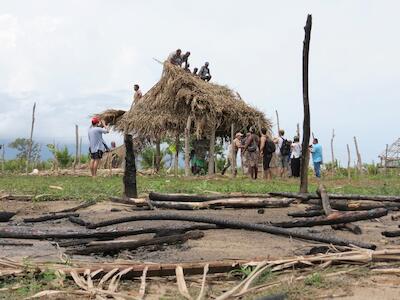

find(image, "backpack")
[280,138,291,156]
[247,135,258,152]
[265,140,276,155]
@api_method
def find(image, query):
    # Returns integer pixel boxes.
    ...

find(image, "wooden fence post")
[155,139,161,172]
[231,124,236,177]
[300,15,312,194]
[78,137,82,167]
[296,123,300,138]
[330,129,335,176]
[353,136,362,173]
[208,122,216,176]
[385,143,388,174]
[184,116,192,177]
[347,144,351,181]
[74,124,79,172]
[1,145,5,174]
[275,110,280,133]
[174,134,180,176]
[26,102,36,174]
[123,134,137,198]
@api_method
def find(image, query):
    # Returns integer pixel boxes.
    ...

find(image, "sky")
[0,0,399,165]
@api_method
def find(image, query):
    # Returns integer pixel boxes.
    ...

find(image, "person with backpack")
[290,136,301,177]
[275,129,291,178]
[243,127,260,180]
[260,128,275,180]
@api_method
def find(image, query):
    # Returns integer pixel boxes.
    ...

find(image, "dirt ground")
[2,199,400,299]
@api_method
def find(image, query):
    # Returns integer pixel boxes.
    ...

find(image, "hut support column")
[231,124,236,177]
[300,15,312,194]
[123,134,137,198]
[155,139,161,172]
[174,134,179,176]
[208,123,216,176]
[184,116,192,177]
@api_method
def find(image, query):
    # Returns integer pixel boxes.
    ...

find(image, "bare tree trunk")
[275,110,280,133]
[300,15,312,194]
[385,144,388,175]
[347,144,351,181]
[231,124,236,177]
[174,134,180,176]
[1,145,5,174]
[123,134,137,198]
[208,123,216,176]
[74,124,79,172]
[26,102,36,174]
[184,116,192,177]
[330,129,335,177]
[353,136,362,173]
[155,139,161,172]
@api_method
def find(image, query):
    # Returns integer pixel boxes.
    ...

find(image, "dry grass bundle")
[98,62,271,140]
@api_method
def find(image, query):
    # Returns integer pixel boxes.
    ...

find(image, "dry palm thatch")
[97,62,271,140]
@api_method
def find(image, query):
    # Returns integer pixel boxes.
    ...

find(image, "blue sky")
[0,0,399,165]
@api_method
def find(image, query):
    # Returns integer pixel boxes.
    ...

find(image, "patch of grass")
[1,173,400,201]
[229,265,254,280]
[304,272,324,288]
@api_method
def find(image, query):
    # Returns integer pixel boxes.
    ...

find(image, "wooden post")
[296,123,300,138]
[78,137,82,167]
[275,110,280,133]
[74,124,79,172]
[330,129,335,176]
[353,136,362,173]
[300,15,312,194]
[384,144,388,174]
[231,124,236,177]
[208,122,216,176]
[155,139,161,172]
[346,144,351,181]
[184,116,192,177]
[1,145,5,174]
[123,134,137,198]
[174,134,180,176]
[26,102,36,174]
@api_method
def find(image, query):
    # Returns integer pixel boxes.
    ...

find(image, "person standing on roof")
[133,84,143,104]
[310,138,323,178]
[88,117,109,177]
[168,49,183,66]
[181,51,191,69]
[193,67,199,76]
[221,132,243,176]
[199,62,212,81]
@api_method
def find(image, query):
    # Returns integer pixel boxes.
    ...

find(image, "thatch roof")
[98,62,271,139]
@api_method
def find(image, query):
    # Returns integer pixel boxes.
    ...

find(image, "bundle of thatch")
[98,62,271,140]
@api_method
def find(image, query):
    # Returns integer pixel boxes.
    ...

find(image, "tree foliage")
[8,138,40,161]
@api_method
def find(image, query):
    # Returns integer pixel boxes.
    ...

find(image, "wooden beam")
[347,144,351,181]
[208,122,216,175]
[123,134,137,198]
[300,15,312,193]
[184,116,192,177]
[26,102,36,174]
[231,124,236,177]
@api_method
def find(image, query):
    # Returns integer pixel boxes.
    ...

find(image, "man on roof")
[168,49,182,66]
[88,117,109,177]
[199,62,212,81]
[181,51,191,69]
[133,84,143,104]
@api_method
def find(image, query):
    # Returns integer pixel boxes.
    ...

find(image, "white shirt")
[291,142,302,159]
[275,136,284,155]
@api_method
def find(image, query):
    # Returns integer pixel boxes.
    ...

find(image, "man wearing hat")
[221,132,243,176]
[88,117,109,177]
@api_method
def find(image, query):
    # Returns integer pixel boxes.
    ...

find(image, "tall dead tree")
[231,124,236,177]
[73,124,79,171]
[208,122,216,175]
[275,110,280,133]
[184,116,192,177]
[330,129,335,176]
[26,102,36,174]
[347,144,351,181]
[353,136,362,172]
[123,134,137,198]
[300,15,312,194]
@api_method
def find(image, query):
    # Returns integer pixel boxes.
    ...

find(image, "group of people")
[222,128,323,180]
[168,49,212,82]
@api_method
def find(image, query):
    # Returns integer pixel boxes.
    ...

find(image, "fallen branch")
[0,211,16,222]
[331,223,362,235]
[110,197,149,207]
[86,212,376,249]
[150,198,294,210]
[317,184,332,215]
[149,192,270,202]
[272,208,387,228]
[0,194,32,201]
[309,199,400,211]
[68,216,89,227]
[68,231,204,255]
[0,224,217,240]
[288,210,324,218]
[0,241,33,246]
[270,192,400,202]
[23,213,79,223]
[56,200,96,213]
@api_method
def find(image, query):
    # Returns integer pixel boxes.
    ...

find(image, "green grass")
[0,173,400,201]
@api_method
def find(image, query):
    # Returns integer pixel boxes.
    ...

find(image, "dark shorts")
[263,154,273,170]
[90,150,104,160]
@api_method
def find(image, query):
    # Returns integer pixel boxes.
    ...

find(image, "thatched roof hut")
[99,62,271,140]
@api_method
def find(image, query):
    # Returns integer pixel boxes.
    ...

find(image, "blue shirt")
[311,144,323,163]
[88,126,108,153]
